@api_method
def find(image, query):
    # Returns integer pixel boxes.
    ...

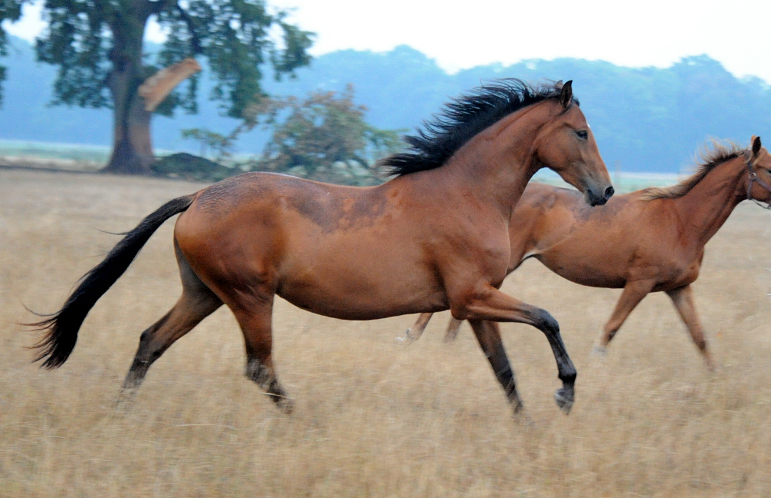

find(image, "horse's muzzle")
[588,185,615,206]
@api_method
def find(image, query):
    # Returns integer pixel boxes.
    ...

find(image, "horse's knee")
[449,303,471,321]
[534,309,559,334]
[448,286,497,321]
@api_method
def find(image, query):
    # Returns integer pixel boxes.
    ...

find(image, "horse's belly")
[556,268,626,288]
[277,283,449,320]
[276,256,448,320]
[538,254,627,288]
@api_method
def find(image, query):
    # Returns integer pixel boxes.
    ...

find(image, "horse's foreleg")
[468,319,524,415]
[666,285,714,370]
[443,317,463,342]
[232,302,294,414]
[595,279,654,354]
[120,286,222,399]
[399,313,433,344]
[452,286,575,414]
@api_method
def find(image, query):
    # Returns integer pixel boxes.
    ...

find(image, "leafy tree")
[32,0,313,174]
[240,84,402,183]
[181,127,234,162]
[0,0,28,105]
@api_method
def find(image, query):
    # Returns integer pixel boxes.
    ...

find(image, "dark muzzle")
[589,185,614,206]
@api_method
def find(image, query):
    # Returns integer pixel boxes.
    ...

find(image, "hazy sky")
[5,0,771,82]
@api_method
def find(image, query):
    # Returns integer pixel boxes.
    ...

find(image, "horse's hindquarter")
[175,173,449,320]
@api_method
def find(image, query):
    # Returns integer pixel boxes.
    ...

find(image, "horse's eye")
[576,130,588,140]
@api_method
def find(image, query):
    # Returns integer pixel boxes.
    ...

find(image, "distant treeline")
[1,37,769,173]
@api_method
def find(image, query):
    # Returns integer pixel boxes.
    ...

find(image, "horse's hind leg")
[230,301,293,414]
[594,279,654,355]
[121,245,223,396]
[666,285,714,370]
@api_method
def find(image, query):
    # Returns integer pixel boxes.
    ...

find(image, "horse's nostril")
[604,186,615,200]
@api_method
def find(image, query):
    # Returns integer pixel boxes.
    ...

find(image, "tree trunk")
[103,89,154,174]
[102,6,154,175]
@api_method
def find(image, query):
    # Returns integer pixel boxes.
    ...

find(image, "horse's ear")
[560,80,573,108]
[752,136,762,157]
[554,80,564,90]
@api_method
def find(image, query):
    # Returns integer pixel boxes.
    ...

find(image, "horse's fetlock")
[245,359,272,388]
[559,369,577,386]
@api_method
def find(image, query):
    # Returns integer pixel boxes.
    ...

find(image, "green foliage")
[0,0,29,105]
[180,127,236,162]
[34,0,313,116]
[241,84,402,184]
[172,85,402,184]
[34,0,114,108]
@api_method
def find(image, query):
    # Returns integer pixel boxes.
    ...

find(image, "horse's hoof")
[276,396,295,415]
[554,388,574,414]
[513,409,536,427]
[115,389,137,412]
[395,330,415,345]
[591,345,607,358]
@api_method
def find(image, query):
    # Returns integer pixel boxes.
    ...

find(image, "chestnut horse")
[31,80,613,416]
[402,137,771,370]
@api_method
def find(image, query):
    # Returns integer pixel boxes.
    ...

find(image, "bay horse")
[30,80,614,417]
[402,137,771,370]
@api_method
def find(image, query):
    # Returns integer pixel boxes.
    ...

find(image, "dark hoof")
[554,387,574,414]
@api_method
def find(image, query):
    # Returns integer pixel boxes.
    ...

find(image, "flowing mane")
[641,140,747,200]
[380,79,572,176]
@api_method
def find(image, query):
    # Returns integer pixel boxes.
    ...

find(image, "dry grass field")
[2,168,771,497]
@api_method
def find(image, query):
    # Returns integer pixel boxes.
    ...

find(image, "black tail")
[29,194,196,369]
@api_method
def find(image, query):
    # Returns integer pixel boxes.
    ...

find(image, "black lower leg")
[121,320,169,392]
[245,357,293,414]
[469,320,524,413]
[494,362,523,412]
[535,309,576,413]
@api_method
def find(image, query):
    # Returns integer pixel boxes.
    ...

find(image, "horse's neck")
[672,157,747,246]
[440,105,545,217]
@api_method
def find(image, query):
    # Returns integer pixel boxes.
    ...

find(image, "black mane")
[380,79,572,176]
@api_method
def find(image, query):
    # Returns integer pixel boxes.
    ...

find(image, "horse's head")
[746,136,771,206]
[534,81,614,206]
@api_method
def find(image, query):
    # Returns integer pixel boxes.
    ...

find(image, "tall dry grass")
[1,169,771,497]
